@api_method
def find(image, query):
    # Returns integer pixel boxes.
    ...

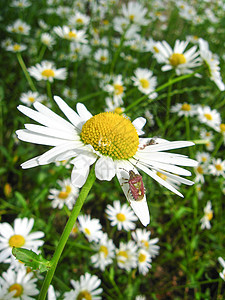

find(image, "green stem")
[16,53,37,92]
[185,116,193,157]
[211,136,224,158]
[38,45,46,62]
[124,72,196,113]
[46,80,53,102]
[165,78,173,125]
[77,90,105,102]
[38,166,96,300]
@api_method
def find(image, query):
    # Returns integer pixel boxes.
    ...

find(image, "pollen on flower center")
[116,213,126,222]
[68,31,77,38]
[9,234,25,248]
[204,113,213,121]
[28,97,35,103]
[220,123,225,133]
[117,250,128,258]
[129,14,135,21]
[169,53,187,66]
[206,212,213,221]
[153,46,159,53]
[197,166,203,174]
[100,245,108,258]
[215,164,222,171]
[181,103,191,111]
[41,69,55,77]
[140,79,150,89]
[58,191,69,199]
[141,239,149,248]
[80,112,139,160]
[8,283,24,297]
[138,252,147,262]
[84,228,91,235]
[13,44,21,51]
[114,84,124,95]
[76,18,83,24]
[77,290,92,300]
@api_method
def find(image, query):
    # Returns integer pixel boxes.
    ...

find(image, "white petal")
[70,152,97,168]
[141,141,195,152]
[54,96,83,130]
[21,155,41,169]
[132,117,146,135]
[71,165,90,188]
[76,103,92,122]
[130,199,150,226]
[95,156,115,181]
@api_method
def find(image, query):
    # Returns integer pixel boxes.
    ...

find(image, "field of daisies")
[1,0,225,299]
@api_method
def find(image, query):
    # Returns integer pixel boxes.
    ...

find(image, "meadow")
[0,0,225,299]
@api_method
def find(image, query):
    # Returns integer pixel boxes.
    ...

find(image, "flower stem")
[46,80,53,102]
[211,135,224,158]
[16,53,37,92]
[38,45,46,62]
[38,166,96,300]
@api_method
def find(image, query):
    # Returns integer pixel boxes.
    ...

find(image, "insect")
[121,169,145,201]
[139,137,158,150]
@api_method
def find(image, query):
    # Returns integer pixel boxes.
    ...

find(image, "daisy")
[0,217,44,263]
[78,215,103,242]
[218,257,225,281]
[48,285,57,300]
[16,96,197,226]
[91,233,115,271]
[10,0,31,8]
[116,241,138,271]
[144,110,155,127]
[200,201,213,230]
[94,49,109,64]
[69,11,90,27]
[63,87,77,100]
[171,102,197,117]
[63,273,103,300]
[7,19,30,35]
[131,228,160,258]
[122,1,149,26]
[28,61,67,82]
[131,68,157,98]
[208,158,225,177]
[54,26,87,43]
[105,97,125,114]
[137,248,152,275]
[6,43,27,53]
[0,266,39,300]
[104,75,125,102]
[105,200,138,231]
[194,164,206,184]
[197,105,221,130]
[20,91,44,106]
[196,152,210,165]
[48,178,79,210]
[41,33,55,49]
[199,38,225,91]
[145,38,165,63]
[155,40,201,75]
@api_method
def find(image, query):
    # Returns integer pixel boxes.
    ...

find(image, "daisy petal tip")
[130,199,150,227]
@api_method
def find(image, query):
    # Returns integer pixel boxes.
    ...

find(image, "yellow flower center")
[138,252,147,263]
[114,84,124,95]
[156,172,167,181]
[77,290,92,300]
[204,113,213,121]
[100,245,108,258]
[9,234,25,248]
[141,239,149,248]
[81,112,139,160]
[100,56,107,62]
[197,166,203,174]
[193,35,198,40]
[129,14,135,21]
[18,26,24,32]
[41,69,55,77]
[169,53,186,67]
[84,228,91,235]
[215,164,222,171]
[206,132,211,137]
[202,157,207,162]
[103,19,109,25]
[220,123,225,133]
[181,103,191,111]
[114,107,123,114]
[13,44,21,51]
[68,31,77,39]
[206,212,213,221]
[117,250,128,258]
[153,46,159,53]
[8,284,24,297]
[28,96,35,103]
[76,18,83,24]
[140,79,150,89]
[116,213,126,222]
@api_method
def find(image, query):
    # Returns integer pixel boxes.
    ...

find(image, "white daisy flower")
[171,102,197,117]
[196,152,210,165]
[94,48,109,64]
[199,38,225,91]
[155,40,201,75]
[10,0,31,8]
[7,19,30,35]
[218,257,225,281]
[41,33,55,49]
[6,43,27,53]
[78,215,103,242]
[131,229,160,258]
[63,273,103,300]
[144,110,155,126]
[69,11,90,27]
[208,158,225,177]
[135,296,146,300]
[105,200,138,231]
[54,26,87,43]
[105,97,124,114]
[197,105,221,130]
[194,164,206,184]
[48,178,79,210]
[0,218,44,263]
[16,96,197,226]
[104,74,125,102]
[20,91,44,106]
[200,201,213,230]
[131,68,157,97]
[145,38,165,63]
[122,1,149,26]
[0,266,39,299]
[28,61,67,82]
[63,87,77,100]
[199,128,214,141]
[116,241,138,271]
[91,233,115,271]
[137,248,152,275]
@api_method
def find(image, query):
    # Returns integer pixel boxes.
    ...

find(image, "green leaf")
[12,247,52,272]
[15,191,27,208]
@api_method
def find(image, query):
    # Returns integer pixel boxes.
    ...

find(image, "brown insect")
[121,169,145,201]
[139,138,158,150]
